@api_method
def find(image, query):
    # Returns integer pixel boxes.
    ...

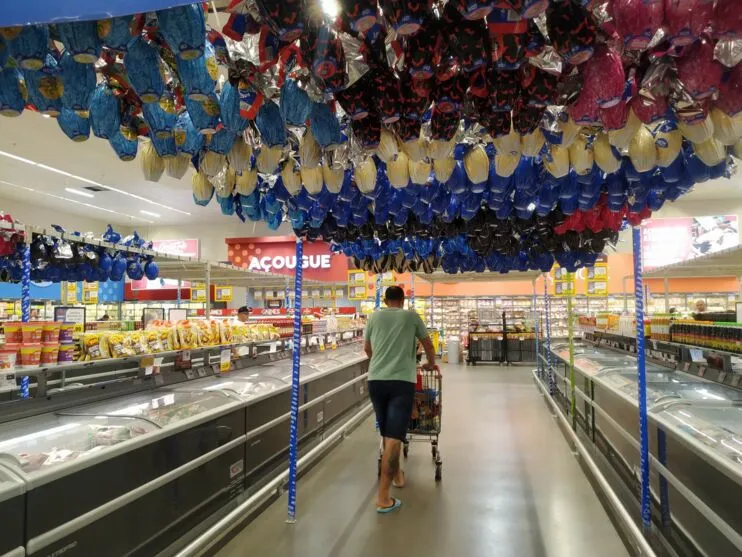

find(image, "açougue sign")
[247,254,332,273]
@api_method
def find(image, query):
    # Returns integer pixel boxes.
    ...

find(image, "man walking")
[364,286,439,513]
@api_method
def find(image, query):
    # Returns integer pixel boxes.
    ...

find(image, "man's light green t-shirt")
[365,308,428,383]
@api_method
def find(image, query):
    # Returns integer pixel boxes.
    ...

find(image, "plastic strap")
[20,244,31,399]
[287,238,303,522]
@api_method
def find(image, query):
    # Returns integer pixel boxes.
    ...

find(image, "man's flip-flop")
[376,498,402,514]
[392,471,405,489]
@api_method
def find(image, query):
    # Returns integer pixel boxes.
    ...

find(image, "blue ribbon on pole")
[375,274,382,310]
[544,278,554,395]
[533,283,539,376]
[287,238,303,523]
[20,244,31,399]
[0,1,199,27]
[632,226,652,531]
[176,279,181,308]
[410,274,415,311]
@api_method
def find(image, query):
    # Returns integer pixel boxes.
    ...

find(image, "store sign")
[642,215,739,270]
[226,237,348,281]
[191,282,207,302]
[65,282,78,304]
[131,239,199,291]
[214,286,233,302]
[586,255,608,297]
[552,265,575,297]
[83,282,99,304]
[347,270,367,300]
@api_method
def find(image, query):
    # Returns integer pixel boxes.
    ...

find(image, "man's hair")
[237,306,250,314]
[384,286,405,302]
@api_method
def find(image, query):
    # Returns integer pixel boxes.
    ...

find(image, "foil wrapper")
[340,32,371,87]
[639,58,672,98]
[715,39,742,69]
[554,68,582,106]
[527,45,563,76]
[326,141,350,169]
[533,12,549,42]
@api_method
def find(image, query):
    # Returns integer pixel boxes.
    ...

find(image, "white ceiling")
[0,111,224,226]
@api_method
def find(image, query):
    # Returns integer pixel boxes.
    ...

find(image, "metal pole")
[533,279,539,375]
[205,263,212,314]
[410,273,415,311]
[567,272,576,430]
[285,278,290,310]
[287,238,303,523]
[177,279,182,308]
[632,226,652,531]
[623,276,629,313]
[375,273,382,310]
[664,277,670,313]
[19,243,31,399]
[544,276,554,395]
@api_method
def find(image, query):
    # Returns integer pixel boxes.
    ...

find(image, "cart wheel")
[435,463,442,482]
[431,443,438,460]
[403,442,409,459]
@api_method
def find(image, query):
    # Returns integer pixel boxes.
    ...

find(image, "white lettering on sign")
[247,254,332,273]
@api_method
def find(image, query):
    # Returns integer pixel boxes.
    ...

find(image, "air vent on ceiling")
[83,186,109,192]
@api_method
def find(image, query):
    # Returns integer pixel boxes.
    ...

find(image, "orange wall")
[375,254,739,298]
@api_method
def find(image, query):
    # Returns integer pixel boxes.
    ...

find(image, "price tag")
[175,350,192,371]
[319,336,325,351]
[184,369,196,380]
[689,349,705,363]
[718,371,727,384]
[697,366,707,377]
[140,356,155,376]
[682,362,691,372]
[154,374,164,387]
[220,348,232,373]
[731,374,741,387]
[196,367,208,378]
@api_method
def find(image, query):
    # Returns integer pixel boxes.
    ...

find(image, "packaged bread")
[177,321,198,349]
[82,333,109,360]
[145,330,164,353]
[220,321,234,344]
[107,331,132,358]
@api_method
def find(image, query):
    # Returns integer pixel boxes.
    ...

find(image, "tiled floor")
[216,364,628,557]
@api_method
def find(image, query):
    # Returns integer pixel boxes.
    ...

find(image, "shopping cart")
[377,368,443,482]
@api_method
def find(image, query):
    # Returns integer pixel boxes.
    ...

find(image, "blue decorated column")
[544,277,554,395]
[410,273,415,312]
[375,274,382,310]
[533,280,539,376]
[19,243,31,399]
[632,227,651,531]
[287,238,303,523]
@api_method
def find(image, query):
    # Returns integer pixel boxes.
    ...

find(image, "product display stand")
[632,227,652,532]
[287,239,303,524]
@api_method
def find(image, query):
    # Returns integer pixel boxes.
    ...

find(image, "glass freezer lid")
[62,389,239,428]
[0,413,158,477]
[0,466,25,502]
[176,374,287,400]
[658,404,742,467]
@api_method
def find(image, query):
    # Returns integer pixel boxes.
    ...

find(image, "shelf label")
[191,283,207,302]
[214,286,233,302]
[689,349,705,363]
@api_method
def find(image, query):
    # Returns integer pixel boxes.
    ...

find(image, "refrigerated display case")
[0,341,369,557]
[0,467,25,557]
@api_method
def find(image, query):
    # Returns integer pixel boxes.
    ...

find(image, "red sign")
[226,236,348,282]
[250,307,356,316]
[131,239,200,291]
[641,216,738,270]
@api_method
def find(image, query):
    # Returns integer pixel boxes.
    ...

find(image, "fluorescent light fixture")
[140,209,161,218]
[0,180,154,224]
[321,0,340,16]
[65,187,94,198]
[0,150,192,216]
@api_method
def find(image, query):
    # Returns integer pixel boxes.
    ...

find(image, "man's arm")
[364,317,373,359]
[364,339,372,359]
[413,313,439,371]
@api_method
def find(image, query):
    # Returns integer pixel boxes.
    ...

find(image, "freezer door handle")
[249,439,262,448]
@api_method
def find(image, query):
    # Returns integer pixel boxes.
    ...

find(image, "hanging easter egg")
[608,108,641,150]
[89,82,121,139]
[227,138,252,172]
[665,0,706,46]
[185,95,220,135]
[255,100,286,147]
[165,154,191,179]
[310,102,342,149]
[173,110,204,155]
[178,40,217,102]
[381,0,431,36]
[301,165,324,195]
[141,140,165,181]
[543,145,570,178]
[377,128,400,163]
[235,167,258,196]
[693,137,726,166]
[207,129,236,155]
[256,145,283,174]
[464,144,489,185]
[280,155,302,196]
[142,102,176,139]
[57,108,90,142]
[655,128,683,168]
[59,51,95,115]
[355,156,377,193]
[279,77,311,126]
[631,93,668,125]
[22,54,63,116]
[0,68,25,117]
[677,38,723,100]
[713,0,742,40]
[495,150,520,178]
[388,151,411,188]
[568,134,594,176]
[299,130,322,168]
[678,114,715,144]
[192,172,215,205]
[629,126,657,173]
[557,113,581,148]
[593,132,621,174]
[109,130,137,160]
[219,81,249,134]
[124,36,165,103]
[4,25,48,70]
[611,0,664,50]
[521,128,545,158]
[323,161,345,194]
[409,159,432,185]
[200,150,226,177]
[157,3,206,60]
[711,108,742,146]
[545,1,596,65]
[97,16,137,52]
[152,134,177,159]
[57,21,101,64]
[433,157,456,183]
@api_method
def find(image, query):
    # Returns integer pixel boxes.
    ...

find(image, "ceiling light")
[0,180,154,224]
[65,187,94,198]
[140,209,161,218]
[0,150,192,216]
[321,0,340,17]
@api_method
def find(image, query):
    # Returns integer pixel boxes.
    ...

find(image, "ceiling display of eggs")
[1,1,742,274]
[0,221,160,283]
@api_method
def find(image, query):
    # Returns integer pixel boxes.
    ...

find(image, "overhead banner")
[0,1,197,27]
[641,215,739,270]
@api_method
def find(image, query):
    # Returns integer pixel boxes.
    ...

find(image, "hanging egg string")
[2,0,742,273]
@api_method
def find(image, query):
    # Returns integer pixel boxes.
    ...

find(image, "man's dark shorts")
[368,380,415,441]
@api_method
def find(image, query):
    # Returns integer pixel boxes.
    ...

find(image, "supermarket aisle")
[215,365,628,557]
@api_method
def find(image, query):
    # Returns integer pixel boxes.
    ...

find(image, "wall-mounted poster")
[642,215,738,270]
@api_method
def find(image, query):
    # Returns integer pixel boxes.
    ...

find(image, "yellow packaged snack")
[82,333,109,360]
[107,331,130,358]
[129,331,149,355]
[146,330,164,353]
[177,321,198,349]
[210,321,221,345]
[159,328,173,351]
[220,321,233,344]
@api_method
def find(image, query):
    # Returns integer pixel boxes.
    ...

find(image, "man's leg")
[377,437,401,507]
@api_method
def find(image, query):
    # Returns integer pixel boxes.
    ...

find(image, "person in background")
[694,299,707,313]
[364,285,438,514]
[100,314,110,321]
[237,306,250,323]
